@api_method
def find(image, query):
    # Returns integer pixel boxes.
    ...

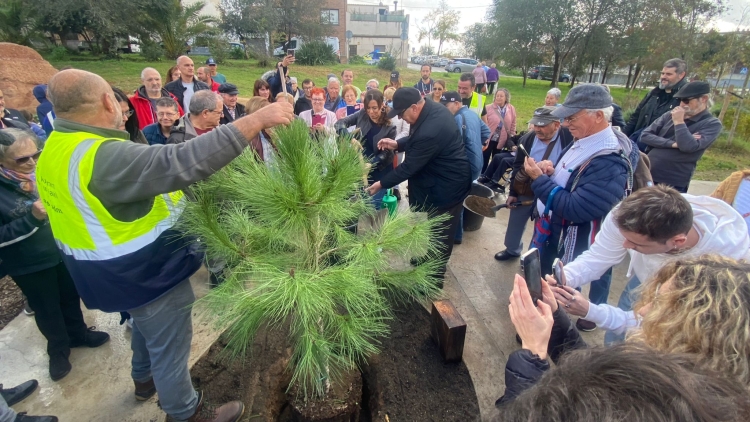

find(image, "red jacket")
[130,86,184,130]
[208,78,220,93]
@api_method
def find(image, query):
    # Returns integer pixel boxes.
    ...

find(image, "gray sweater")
[640,109,722,187]
[54,119,248,223]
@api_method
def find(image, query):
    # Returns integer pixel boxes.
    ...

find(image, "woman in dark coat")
[112,87,147,144]
[0,129,109,382]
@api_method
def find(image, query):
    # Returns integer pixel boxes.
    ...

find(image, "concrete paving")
[0,182,719,422]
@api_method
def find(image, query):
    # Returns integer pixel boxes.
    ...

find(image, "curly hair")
[362,89,390,127]
[631,254,750,387]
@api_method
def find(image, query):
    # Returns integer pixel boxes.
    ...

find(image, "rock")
[0,43,58,114]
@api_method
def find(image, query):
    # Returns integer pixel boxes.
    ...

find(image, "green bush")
[377,54,397,72]
[721,107,750,141]
[50,46,70,61]
[229,46,246,60]
[207,39,230,64]
[295,41,338,66]
[348,55,365,65]
[140,41,163,62]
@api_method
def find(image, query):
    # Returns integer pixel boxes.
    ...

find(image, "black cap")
[387,87,421,118]
[528,106,560,126]
[674,81,710,99]
[439,91,461,104]
[390,71,400,80]
[218,83,239,95]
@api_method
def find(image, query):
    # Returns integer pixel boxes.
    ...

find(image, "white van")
[273,37,340,58]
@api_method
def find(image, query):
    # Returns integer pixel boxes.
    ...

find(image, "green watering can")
[382,188,398,216]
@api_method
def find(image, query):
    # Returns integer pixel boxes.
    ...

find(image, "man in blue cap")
[206,57,227,84]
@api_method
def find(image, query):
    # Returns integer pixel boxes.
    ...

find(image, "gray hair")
[327,77,340,87]
[0,128,40,161]
[664,58,687,75]
[140,67,160,80]
[547,88,561,99]
[496,88,511,103]
[155,97,179,113]
[367,79,379,88]
[189,90,221,115]
[587,106,614,122]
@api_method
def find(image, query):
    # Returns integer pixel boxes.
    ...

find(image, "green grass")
[46,54,748,181]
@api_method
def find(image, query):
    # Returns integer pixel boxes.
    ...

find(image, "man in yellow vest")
[457,72,485,117]
[37,70,294,422]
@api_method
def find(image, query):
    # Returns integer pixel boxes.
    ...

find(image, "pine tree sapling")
[179,120,446,400]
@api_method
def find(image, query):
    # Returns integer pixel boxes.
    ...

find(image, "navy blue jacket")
[142,123,168,145]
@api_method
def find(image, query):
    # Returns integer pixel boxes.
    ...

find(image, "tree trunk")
[601,62,610,84]
[625,63,633,89]
[570,74,577,88]
[630,62,643,93]
[588,62,595,83]
[551,51,561,88]
[728,71,750,145]
[714,63,725,90]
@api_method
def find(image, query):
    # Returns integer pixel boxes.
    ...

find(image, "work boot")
[1,379,38,406]
[134,378,157,401]
[186,391,245,422]
[14,413,58,422]
[49,352,71,382]
[69,326,110,348]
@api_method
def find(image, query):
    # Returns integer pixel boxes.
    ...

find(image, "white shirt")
[299,109,338,130]
[564,195,750,334]
[536,126,620,216]
[181,81,195,114]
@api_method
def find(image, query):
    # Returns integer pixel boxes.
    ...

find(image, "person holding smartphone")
[299,87,337,134]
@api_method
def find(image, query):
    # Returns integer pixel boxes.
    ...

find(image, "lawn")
[46,54,748,181]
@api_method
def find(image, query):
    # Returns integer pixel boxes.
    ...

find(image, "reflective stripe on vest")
[469,94,485,116]
[37,131,184,261]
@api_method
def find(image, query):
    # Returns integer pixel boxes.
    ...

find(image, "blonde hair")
[631,254,750,387]
[274,92,294,105]
[246,96,271,114]
[383,87,396,101]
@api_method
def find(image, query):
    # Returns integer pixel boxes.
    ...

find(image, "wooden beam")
[430,300,467,363]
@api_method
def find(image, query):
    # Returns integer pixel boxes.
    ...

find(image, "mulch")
[0,276,23,331]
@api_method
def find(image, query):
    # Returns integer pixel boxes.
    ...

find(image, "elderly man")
[168,91,224,144]
[624,58,688,139]
[325,78,344,112]
[142,97,180,145]
[0,89,29,129]
[197,67,220,93]
[493,107,573,261]
[367,88,472,283]
[131,67,184,130]
[545,88,561,107]
[414,64,434,97]
[218,83,246,125]
[457,73,485,116]
[165,55,211,114]
[206,58,226,84]
[524,84,636,332]
[365,79,379,91]
[37,69,293,422]
[294,79,314,115]
[640,81,722,193]
[339,69,362,97]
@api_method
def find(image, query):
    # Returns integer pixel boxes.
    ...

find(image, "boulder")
[0,43,58,114]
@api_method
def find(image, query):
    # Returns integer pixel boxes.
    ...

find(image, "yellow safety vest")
[36,131,184,261]
[469,93,485,117]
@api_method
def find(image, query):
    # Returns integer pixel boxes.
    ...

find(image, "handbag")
[531,186,562,251]
[512,134,559,197]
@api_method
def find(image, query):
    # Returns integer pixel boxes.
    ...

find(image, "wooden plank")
[430,299,467,363]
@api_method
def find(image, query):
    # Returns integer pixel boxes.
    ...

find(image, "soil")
[0,276,23,331]
[464,195,497,218]
[191,301,480,422]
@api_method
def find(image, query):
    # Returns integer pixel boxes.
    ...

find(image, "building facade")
[346,3,409,67]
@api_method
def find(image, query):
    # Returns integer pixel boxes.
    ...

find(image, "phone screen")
[517,143,529,157]
[521,248,542,305]
[312,114,326,126]
[346,105,357,116]
[287,49,295,57]
[553,258,566,287]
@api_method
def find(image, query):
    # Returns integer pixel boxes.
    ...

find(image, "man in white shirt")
[549,185,750,343]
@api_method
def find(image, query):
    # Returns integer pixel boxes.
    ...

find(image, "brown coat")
[711,169,750,205]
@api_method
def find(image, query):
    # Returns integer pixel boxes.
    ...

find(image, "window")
[374,45,386,53]
[321,9,339,25]
[349,45,358,57]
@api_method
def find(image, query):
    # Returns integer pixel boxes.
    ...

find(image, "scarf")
[0,167,38,198]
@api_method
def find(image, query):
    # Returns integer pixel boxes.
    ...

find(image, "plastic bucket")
[463,183,494,231]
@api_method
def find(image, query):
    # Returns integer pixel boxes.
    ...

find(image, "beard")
[659,80,677,90]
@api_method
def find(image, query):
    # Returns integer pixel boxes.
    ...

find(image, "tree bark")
[625,63,633,89]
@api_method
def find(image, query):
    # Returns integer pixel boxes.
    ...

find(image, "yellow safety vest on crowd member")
[468,93,485,117]
[36,125,200,312]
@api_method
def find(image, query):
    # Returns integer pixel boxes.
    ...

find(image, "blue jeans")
[588,268,612,306]
[0,394,15,422]
[130,279,199,421]
[604,275,641,345]
[371,188,386,210]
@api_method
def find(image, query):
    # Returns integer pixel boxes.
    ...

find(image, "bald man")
[164,55,210,114]
[131,67,184,129]
[37,69,294,422]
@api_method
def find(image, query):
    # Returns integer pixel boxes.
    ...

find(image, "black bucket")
[463,183,494,231]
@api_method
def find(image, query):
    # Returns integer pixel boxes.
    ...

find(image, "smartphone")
[346,105,357,116]
[552,258,566,287]
[287,49,295,57]
[520,248,543,306]
[517,143,529,157]
[312,114,326,126]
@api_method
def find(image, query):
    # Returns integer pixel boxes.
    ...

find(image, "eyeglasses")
[14,150,42,165]
[366,85,377,90]
[679,97,697,104]
[563,112,585,124]
[157,112,177,118]
[434,87,444,91]
[311,98,325,102]
[208,109,223,115]
[122,110,134,119]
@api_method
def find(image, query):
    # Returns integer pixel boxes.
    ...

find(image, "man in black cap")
[366,87,472,282]
[218,83,246,125]
[206,57,227,84]
[640,81,722,193]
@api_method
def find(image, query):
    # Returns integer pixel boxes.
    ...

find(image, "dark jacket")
[611,103,625,129]
[334,111,397,183]
[220,103,246,125]
[294,97,312,116]
[164,78,210,111]
[379,100,472,210]
[131,86,184,130]
[34,85,53,124]
[166,114,199,144]
[623,78,688,136]
[497,308,586,406]
[0,176,61,277]
[267,65,292,98]
[640,108,722,187]
[1,109,29,128]
[142,122,170,145]
[508,128,574,198]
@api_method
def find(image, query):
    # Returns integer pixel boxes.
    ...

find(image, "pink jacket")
[483,103,517,149]
[473,67,487,84]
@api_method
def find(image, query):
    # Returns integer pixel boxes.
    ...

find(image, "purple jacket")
[487,68,500,83]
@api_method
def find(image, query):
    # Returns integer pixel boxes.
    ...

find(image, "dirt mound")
[0,43,58,114]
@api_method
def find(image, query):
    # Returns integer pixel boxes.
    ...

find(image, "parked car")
[445,58,479,73]
[527,65,571,82]
[433,57,449,67]
[229,42,245,51]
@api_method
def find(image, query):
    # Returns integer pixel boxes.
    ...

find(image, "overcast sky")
[346,0,750,53]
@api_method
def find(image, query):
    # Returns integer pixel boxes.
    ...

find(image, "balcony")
[351,13,378,22]
[379,14,406,22]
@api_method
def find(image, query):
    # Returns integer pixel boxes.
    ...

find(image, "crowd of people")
[0,54,748,422]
